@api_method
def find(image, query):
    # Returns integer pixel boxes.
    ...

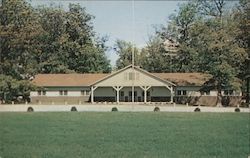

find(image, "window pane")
[128,72,135,80]
[129,91,132,96]
[229,90,233,95]
[120,91,124,96]
[81,90,84,96]
[42,91,46,95]
[147,91,150,96]
[224,90,228,95]
[59,91,63,95]
[183,90,187,95]
[38,91,41,96]
[86,90,90,95]
[177,90,181,95]
[64,90,68,95]
[206,91,210,95]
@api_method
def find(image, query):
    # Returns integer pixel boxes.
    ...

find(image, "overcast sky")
[29,0,186,66]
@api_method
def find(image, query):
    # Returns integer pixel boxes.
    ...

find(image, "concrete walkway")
[0,104,249,112]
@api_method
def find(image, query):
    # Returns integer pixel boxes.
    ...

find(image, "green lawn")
[0,112,249,158]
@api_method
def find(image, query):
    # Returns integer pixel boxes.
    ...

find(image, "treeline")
[0,0,111,102]
[115,0,249,99]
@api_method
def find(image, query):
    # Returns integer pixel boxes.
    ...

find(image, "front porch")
[90,86,174,104]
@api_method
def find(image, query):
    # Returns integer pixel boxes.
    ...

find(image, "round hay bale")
[27,107,34,112]
[71,106,77,112]
[111,107,118,112]
[194,107,201,112]
[154,107,160,112]
[235,108,240,112]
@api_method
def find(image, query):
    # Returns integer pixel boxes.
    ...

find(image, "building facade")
[30,65,242,106]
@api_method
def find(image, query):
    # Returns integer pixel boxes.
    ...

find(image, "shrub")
[27,107,34,112]
[154,107,160,112]
[194,107,200,112]
[111,107,118,112]
[235,108,240,112]
[71,106,77,112]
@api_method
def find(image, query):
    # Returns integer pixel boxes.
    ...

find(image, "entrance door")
[128,91,137,102]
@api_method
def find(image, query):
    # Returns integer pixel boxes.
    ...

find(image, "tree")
[154,0,247,105]
[37,4,111,73]
[0,75,35,103]
[232,0,250,104]
[114,40,141,69]
[0,1,112,102]
[0,0,43,79]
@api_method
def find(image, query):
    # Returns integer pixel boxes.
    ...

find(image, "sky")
[29,0,186,66]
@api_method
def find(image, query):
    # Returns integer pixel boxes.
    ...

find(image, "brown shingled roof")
[32,74,109,87]
[32,72,211,87]
[152,73,211,86]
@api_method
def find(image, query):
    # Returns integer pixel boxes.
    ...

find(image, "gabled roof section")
[32,74,108,87]
[91,64,176,86]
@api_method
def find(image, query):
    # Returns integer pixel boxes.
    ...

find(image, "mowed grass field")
[0,112,249,158]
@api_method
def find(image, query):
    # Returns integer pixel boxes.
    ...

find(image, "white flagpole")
[131,0,135,103]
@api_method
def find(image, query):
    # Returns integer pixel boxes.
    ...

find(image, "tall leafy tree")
[0,0,43,79]
[37,4,111,73]
[114,40,141,69]
[148,0,247,105]
[0,1,112,102]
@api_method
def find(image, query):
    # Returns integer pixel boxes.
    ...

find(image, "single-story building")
[30,65,242,106]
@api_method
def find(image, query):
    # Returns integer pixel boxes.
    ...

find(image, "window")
[42,91,46,95]
[59,90,63,96]
[229,90,234,95]
[200,91,204,95]
[177,90,181,95]
[183,90,187,96]
[224,90,234,96]
[129,91,132,96]
[120,91,124,97]
[147,91,150,96]
[205,91,210,95]
[128,72,135,80]
[124,73,128,80]
[38,90,41,96]
[86,90,90,95]
[81,90,85,96]
[136,72,140,80]
[64,90,68,96]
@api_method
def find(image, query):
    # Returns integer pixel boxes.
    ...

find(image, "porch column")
[140,86,151,103]
[170,86,174,103]
[91,86,97,104]
[113,86,123,103]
